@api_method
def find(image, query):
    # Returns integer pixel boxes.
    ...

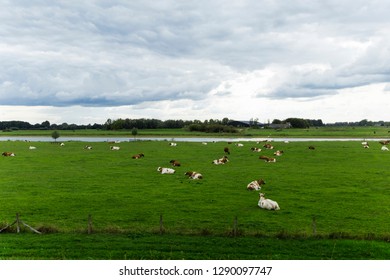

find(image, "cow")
[259,155,276,162]
[263,143,274,149]
[170,159,181,166]
[274,150,284,156]
[60,143,65,146]
[224,147,230,154]
[247,179,266,191]
[29,146,37,150]
[132,153,145,159]
[379,140,390,145]
[236,143,244,147]
[308,146,315,150]
[212,155,229,165]
[2,152,15,157]
[258,193,280,210]
[381,146,389,151]
[169,142,177,146]
[185,171,203,179]
[157,167,175,174]
[259,155,269,161]
[251,147,262,152]
[84,145,92,150]
[110,146,120,150]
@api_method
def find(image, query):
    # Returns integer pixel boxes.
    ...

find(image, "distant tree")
[51,130,60,142]
[41,120,50,129]
[285,118,310,128]
[131,127,138,140]
[272,119,282,124]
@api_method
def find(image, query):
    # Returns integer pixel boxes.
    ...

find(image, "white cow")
[169,142,177,146]
[381,146,389,151]
[157,167,175,174]
[29,146,37,150]
[258,193,280,210]
[110,146,120,150]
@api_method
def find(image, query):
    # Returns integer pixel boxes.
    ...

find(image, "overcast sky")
[1,0,390,125]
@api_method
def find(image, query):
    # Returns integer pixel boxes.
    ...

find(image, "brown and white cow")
[259,155,276,162]
[185,171,203,179]
[132,153,145,159]
[2,152,15,156]
[258,193,280,210]
[170,159,181,166]
[274,150,284,156]
[212,155,229,165]
[157,167,175,174]
[263,143,274,149]
[247,179,266,191]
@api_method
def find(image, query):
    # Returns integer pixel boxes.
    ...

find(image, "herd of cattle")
[149,141,285,210]
[2,138,389,211]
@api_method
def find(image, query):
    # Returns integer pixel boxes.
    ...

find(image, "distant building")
[228,120,265,128]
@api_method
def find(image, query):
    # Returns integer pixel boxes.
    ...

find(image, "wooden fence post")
[160,214,164,234]
[312,216,317,236]
[233,216,238,237]
[88,214,93,234]
[16,213,21,233]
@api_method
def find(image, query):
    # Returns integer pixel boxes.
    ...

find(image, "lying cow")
[170,159,181,166]
[259,155,276,162]
[263,143,274,149]
[251,147,262,152]
[157,167,175,174]
[258,193,280,210]
[274,150,284,156]
[110,146,120,150]
[212,155,229,165]
[132,153,145,159]
[247,179,266,191]
[185,171,203,179]
[2,152,15,156]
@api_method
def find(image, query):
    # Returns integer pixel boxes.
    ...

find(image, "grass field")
[1,138,390,259]
[2,125,390,138]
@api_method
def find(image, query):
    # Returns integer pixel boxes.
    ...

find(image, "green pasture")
[2,125,390,138]
[1,139,390,259]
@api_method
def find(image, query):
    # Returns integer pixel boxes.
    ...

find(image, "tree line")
[0,118,388,132]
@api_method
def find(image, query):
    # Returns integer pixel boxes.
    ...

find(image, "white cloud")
[1,0,390,123]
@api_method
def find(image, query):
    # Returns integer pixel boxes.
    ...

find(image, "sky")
[1,0,390,125]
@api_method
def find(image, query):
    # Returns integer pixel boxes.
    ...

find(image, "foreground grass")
[1,233,390,260]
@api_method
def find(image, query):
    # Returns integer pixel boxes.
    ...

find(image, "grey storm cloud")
[1,0,390,107]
